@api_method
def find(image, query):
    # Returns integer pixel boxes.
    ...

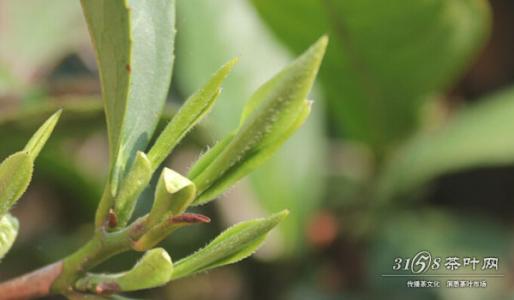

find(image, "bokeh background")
[1,0,514,299]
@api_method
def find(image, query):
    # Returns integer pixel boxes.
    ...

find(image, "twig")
[0,217,147,299]
[0,262,63,300]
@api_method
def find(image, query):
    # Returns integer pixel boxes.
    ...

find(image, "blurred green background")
[1,0,514,299]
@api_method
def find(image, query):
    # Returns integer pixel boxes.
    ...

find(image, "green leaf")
[148,58,238,170]
[23,109,62,160]
[251,0,490,150]
[194,100,311,204]
[187,133,236,180]
[0,110,60,216]
[81,0,176,195]
[76,248,173,293]
[112,152,152,228]
[0,152,33,216]
[176,0,327,257]
[116,248,173,291]
[0,214,19,260]
[189,37,327,205]
[377,87,514,201]
[171,210,288,280]
[147,169,196,228]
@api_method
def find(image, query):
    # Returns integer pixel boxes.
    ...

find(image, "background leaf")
[0,100,105,215]
[0,99,104,152]
[81,0,176,192]
[0,0,86,96]
[251,0,490,150]
[378,87,514,201]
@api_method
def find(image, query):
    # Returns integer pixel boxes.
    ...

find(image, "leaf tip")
[162,168,195,194]
[296,35,329,76]
[23,109,63,160]
[54,108,64,118]
[318,34,329,48]
[136,151,151,166]
[308,35,329,66]
[273,209,290,223]
[216,56,239,81]
[44,109,63,133]
[226,56,239,69]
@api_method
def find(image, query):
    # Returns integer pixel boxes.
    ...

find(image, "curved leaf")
[76,248,173,293]
[171,210,288,280]
[147,168,196,227]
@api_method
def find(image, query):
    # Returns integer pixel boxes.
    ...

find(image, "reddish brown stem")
[0,262,63,300]
[171,213,211,224]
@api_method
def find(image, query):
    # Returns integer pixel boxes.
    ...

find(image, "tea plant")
[0,0,326,299]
